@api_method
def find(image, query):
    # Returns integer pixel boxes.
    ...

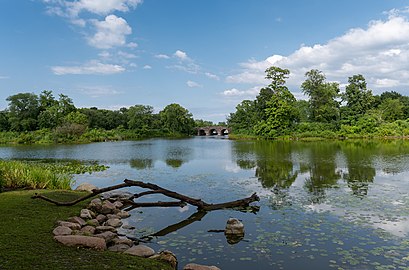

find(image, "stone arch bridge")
[196,126,231,136]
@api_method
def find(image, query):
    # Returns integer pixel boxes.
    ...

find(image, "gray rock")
[53,226,72,236]
[75,183,98,193]
[116,210,131,219]
[106,214,120,220]
[124,245,155,257]
[67,216,87,227]
[122,225,136,230]
[54,235,106,250]
[95,226,117,234]
[105,218,123,228]
[108,244,130,252]
[81,225,96,235]
[88,198,102,212]
[96,214,107,224]
[112,237,134,247]
[225,218,244,235]
[150,250,178,269]
[86,219,100,227]
[183,263,221,270]
[101,200,116,214]
[57,221,81,230]
[113,201,123,209]
[94,231,117,242]
[101,191,133,201]
[80,209,95,220]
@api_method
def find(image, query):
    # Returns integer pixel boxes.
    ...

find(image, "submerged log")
[32,179,260,212]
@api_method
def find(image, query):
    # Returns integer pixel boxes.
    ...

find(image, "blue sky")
[1,0,409,122]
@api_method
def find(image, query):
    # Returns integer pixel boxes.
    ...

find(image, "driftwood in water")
[32,179,260,212]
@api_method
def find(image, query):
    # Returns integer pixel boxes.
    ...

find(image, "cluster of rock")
[53,186,220,270]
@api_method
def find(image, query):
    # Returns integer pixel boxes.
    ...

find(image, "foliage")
[159,103,195,135]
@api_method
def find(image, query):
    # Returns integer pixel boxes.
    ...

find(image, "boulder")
[88,198,102,212]
[96,214,107,224]
[87,219,100,227]
[67,216,87,227]
[108,244,130,252]
[224,218,244,244]
[183,263,221,270]
[94,231,117,242]
[95,226,117,234]
[54,235,106,250]
[101,200,116,214]
[113,201,123,209]
[112,237,134,247]
[105,218,123,228]
[75,183,98,193]
[116,210,131,219]
[81,225,96,235]
[57,221,81,230]
[80,209,95,220]
[53,226,72,236]
[124,245,155,257]
[150,250,178,269]
[106,214,120,220]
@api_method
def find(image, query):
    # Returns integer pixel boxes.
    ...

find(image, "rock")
[53,226,72,236]
[81,225,96,235]
[54,235,106,250]
[57,221,81,230]
[94,231,117,242]
[116,210,131,219]
[224,218,245,244]
[183,263,221,270]
[112,237,134,247]
[101,191,133,201]
[67,216,87,227]
[124,245,155,257]
[96,214,107,224]
[80,209,95,220]
[122,225,136,230]
[108,244,130,252]
[105,218,123,228]
[101,200,116,214]
[88,198,102,212]
[106,214,120,220]
[86,219,100,227]
[150,250,178,269]
[113,201,123,209]
[75,183,98,193]
[95,226,117,234]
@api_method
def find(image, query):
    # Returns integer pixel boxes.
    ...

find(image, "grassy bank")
[0,190,172,270]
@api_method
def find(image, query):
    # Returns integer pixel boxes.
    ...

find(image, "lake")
[1,137,409,269]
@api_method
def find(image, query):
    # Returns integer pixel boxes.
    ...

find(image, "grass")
[0,190,172,270]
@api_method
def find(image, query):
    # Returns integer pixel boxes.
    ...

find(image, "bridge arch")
[196,126,231,136]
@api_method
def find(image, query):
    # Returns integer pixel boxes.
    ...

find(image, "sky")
[1,0,409,123]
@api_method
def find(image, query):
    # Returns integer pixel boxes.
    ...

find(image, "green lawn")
[0,190,172,270]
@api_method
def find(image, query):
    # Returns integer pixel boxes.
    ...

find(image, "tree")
[301,69,340,123]
[379,98,404,122]
[159,103,195,135]
[0,110,9,131]
[6,92,40,131]
[127,105,154,130]
[255,66,298,137]
[341,74,374,124]
[227,100,258,134]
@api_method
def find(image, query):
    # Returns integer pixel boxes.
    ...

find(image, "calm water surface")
[1,138,409,269]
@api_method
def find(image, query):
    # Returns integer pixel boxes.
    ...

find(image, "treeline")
[228,67,409,139]
[0,91,203,144]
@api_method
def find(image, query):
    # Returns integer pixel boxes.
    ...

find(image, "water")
[1,138,409,269]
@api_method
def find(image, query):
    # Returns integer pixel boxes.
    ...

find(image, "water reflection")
[130,159,154,170]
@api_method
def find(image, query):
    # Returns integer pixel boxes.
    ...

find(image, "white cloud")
[226,13,409,91]
[155,54,170,59]
[126,42,138,48]
[221,86,260,98]
[174,50,189,61]
[118,51,137,59]
[205,72,220,80]
[78,85,122,98]
[143,65,152,69]
[187,80,202,88]
[88,15,132,49]
[52,60,125,75]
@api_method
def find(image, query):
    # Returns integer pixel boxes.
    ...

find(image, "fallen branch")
[32,179,260,212]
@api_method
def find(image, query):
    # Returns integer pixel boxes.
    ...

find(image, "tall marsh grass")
[0,161,74,190]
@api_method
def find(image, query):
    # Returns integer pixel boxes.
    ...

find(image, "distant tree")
[127,105,154,130]
[301,69,340,123]
[255,66,298,137]
[39,90,58,111]
[159,103,195,135]
[6,92,40,131]
[379,98,404,122]
[194,119,214,127]
[341,74,374,124]
[295,100,310,123]
[0,110,10,131]
[227,100,258,134]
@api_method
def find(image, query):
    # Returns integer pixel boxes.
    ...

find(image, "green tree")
[301,69,340,123]
[379,98,404,122]
[0,110,10,131]
[6,92,40,131]
[159,103,195,135]
[127,105,154,130]
[39,90,58,111]
[255,66,298,137]
[227,100,258,134]
[341,74,374,124]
